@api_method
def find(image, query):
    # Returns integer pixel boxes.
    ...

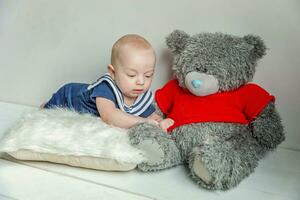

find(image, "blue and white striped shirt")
[84,73,155,117]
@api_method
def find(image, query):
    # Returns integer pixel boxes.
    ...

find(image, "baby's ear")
[107,64,115,79]
[166,30,190,55]
[243,35,267,60]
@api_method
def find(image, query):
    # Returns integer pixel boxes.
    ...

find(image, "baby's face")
[112,48,156,100]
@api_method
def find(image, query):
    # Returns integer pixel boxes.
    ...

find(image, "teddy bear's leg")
[128,123,182,171]
[190,143,260,190]
[190,153,212,184]
[175,123,261,190]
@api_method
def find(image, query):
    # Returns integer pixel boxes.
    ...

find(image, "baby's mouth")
[132,89,144,93]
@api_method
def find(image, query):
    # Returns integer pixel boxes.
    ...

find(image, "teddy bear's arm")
[250,101,285,150]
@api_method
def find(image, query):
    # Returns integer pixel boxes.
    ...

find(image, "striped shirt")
[87,73,154,116]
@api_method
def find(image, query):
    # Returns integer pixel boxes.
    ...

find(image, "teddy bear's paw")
[136,139,165,169]
[128,123,182,171]
[137,137,182,171]
[137,138,182,172]
[191,155,212,184]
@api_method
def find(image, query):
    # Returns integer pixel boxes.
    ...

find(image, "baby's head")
[108,34,156,99]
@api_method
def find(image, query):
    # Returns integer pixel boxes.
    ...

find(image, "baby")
[41,34,173,131]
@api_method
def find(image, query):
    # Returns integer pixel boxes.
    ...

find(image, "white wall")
[0,0,299,150]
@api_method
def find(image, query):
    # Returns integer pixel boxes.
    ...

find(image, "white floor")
[0,101,299,200]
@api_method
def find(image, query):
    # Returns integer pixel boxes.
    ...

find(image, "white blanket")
[0,108,146,166]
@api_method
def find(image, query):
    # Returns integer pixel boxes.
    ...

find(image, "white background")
[0,0,299,150]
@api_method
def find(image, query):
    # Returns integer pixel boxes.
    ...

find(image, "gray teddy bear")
[129,30,285,190]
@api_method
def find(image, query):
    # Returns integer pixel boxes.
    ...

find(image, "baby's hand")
[159,118,174,132]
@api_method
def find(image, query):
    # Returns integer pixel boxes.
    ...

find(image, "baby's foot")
[39,103,46,109]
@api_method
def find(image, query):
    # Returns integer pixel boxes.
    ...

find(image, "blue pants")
[44,83,87,111]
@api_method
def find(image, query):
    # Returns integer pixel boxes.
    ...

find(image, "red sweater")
[155,79,275,132]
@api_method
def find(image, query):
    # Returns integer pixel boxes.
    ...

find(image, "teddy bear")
[128,30,285,190]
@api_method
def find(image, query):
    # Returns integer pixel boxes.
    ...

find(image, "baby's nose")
[137,76,145,85]
[191,79,202,88]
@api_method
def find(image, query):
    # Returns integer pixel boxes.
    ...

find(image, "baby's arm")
[96,97,158,129]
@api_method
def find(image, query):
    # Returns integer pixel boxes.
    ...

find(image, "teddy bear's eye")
[195,67,201,71]
[195,66,208,73]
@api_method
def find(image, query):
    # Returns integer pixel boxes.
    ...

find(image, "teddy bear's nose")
[192,79,202,88]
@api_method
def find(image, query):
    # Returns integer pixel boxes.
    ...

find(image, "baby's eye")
[127,74,136,78]
[145,74,153,78]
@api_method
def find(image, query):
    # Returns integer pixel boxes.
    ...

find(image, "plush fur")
[0,108,146,164]
[129,30,285,190]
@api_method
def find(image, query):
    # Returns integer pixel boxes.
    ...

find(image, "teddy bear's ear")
[166,30,190,54]
[243,35,267,60]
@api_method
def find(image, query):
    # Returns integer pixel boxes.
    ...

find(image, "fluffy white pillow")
[0,108,146,171]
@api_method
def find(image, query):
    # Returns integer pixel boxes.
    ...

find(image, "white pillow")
[0,108,146,171]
